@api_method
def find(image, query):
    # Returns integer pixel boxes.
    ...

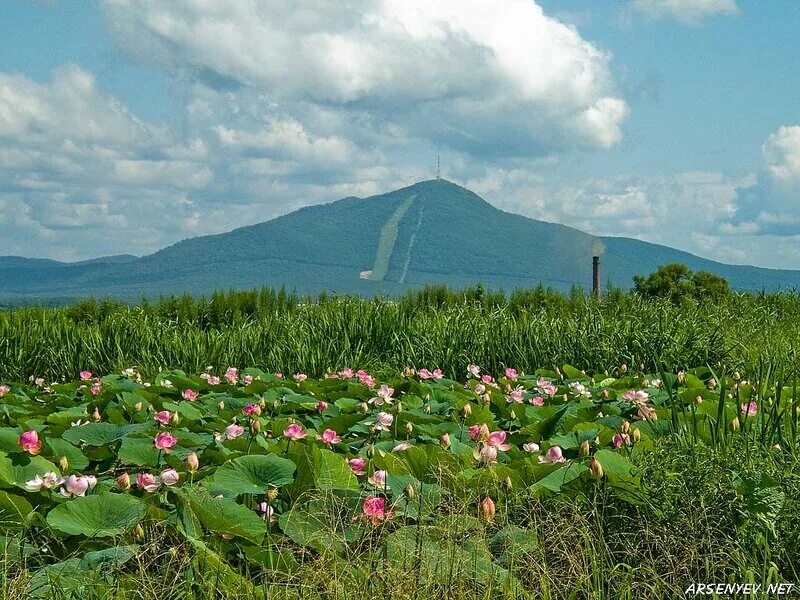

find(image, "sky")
[0,0,798,268]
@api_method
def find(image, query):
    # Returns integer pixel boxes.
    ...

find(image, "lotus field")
[0,361,797,598]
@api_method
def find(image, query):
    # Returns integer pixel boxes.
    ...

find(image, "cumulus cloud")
[628,0,739,23]
[101,0,628,155]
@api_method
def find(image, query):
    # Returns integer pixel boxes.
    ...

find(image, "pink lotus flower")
[293,373,308,382]
[182,389,198,401]
[0,385,9,397]
[475,383,486,395]
[479,496,496,523]
[530,395,544,406]
[224,423,245,440]
[368,469,387,488]
[60,474,91,497]
[636,405,658,421]
[467,364,481,378]
[243,403,261,417]
[468,424,481,441]
[392,441,412,452]
[481,374,494,384]
[348,458,367,476]
[538,445,566,464]
[537,378,557,396]
[474,444,498,465]
[160,468,180,486]
[432,369,444,379]
[154,432,178,451]
[79,370,93,381]
[283,423,307,440]
[243,374,254,385]
[225,367,238,384]
[315,400,328,412]
[362,495,394,524]
[18,430,42,455]
[622,390,649,405]
[206,375,221,385]
[418,368,433,380]
[522,442,540,453]
[257,502,276,522]
[136,472,161,493]
[507,387,524,403]
[154,411,171,425]
[488,431,511,451]
[25,471,63,492]
[741,401,758,417]
[275,372,284,379]
[375,412,393,431]
[505,368,519,380]
[317,428,341,446]
[370,384,394,406]
[339,368,354,379]
[612,433,630,448]
[116,472,131,490]
[90,383,102,395]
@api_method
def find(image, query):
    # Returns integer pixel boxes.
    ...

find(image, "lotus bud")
[502,476,513,492]
[440,433,451,449]
[405,422,413,434]
[589,457,604,479]
[133,523,144,540]
[250,419,261,434]
[579,439,590,457]
[510,409,516,420]
[462,404,472,417]
[597,412,604,418]
[92,407,102,422]
[185,452,200,473]
[482,393,491,404]
[259,398,267,409]
[360,402,369,414]
[423,404,432,414]
[117,472,131,490]
[365,444,375,458]
[404,483,416,501]
[621,420,630,434]
[677,371,685,383]
[773,443,781,451]
[707,378,717,389]
[218,401,225,410]
[694,395,703,405]
[171,412,181,426]
[600,389,609,399]
[632,428,641,443]
[134,401,143,412]
[479,496,495,524]
[731,417,740,431]
[266,486,279,501]
[620,364,628,374]
[396,401,403,413]
[58,455,69,471]
[733,371,741,381]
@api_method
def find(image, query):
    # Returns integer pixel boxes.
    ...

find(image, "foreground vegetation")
[1,285,799,383]
[0,362,797,599]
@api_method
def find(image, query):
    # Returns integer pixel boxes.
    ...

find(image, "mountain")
[2,179,799,303]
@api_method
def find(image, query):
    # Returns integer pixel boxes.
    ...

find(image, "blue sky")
[0,0,798,268]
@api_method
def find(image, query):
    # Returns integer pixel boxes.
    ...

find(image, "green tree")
[634,263,729,303]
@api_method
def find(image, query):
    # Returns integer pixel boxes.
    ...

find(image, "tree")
[633,263,729,303]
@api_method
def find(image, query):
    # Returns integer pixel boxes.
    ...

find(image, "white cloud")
[629,0,739,23]
[762,126,800,188]
[101,0,628,155]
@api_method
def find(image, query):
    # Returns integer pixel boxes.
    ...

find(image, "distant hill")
[2,179,799,303]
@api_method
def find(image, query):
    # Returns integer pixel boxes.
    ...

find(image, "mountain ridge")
[1,179,799,303]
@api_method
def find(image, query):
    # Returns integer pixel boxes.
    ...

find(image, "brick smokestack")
[592,256,601,300]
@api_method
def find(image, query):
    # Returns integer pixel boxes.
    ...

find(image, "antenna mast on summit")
[436,155,441,180]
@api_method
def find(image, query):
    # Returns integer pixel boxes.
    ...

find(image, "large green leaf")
[208,454,296,496]
[46,493,145,537]
[61,423,146,447]
[0,491,33,531]
[45,438,89,472]
[530,463,588,497]
[118,437,160,467]
[178,488,267,543]
[594,449,644,503]
[0,454,60,490]
[312,447,358,492]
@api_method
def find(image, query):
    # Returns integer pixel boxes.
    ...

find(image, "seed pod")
[266,486,279,501]
[589,457,604,479]
[579,440,590,457]
[58,455,69,471]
